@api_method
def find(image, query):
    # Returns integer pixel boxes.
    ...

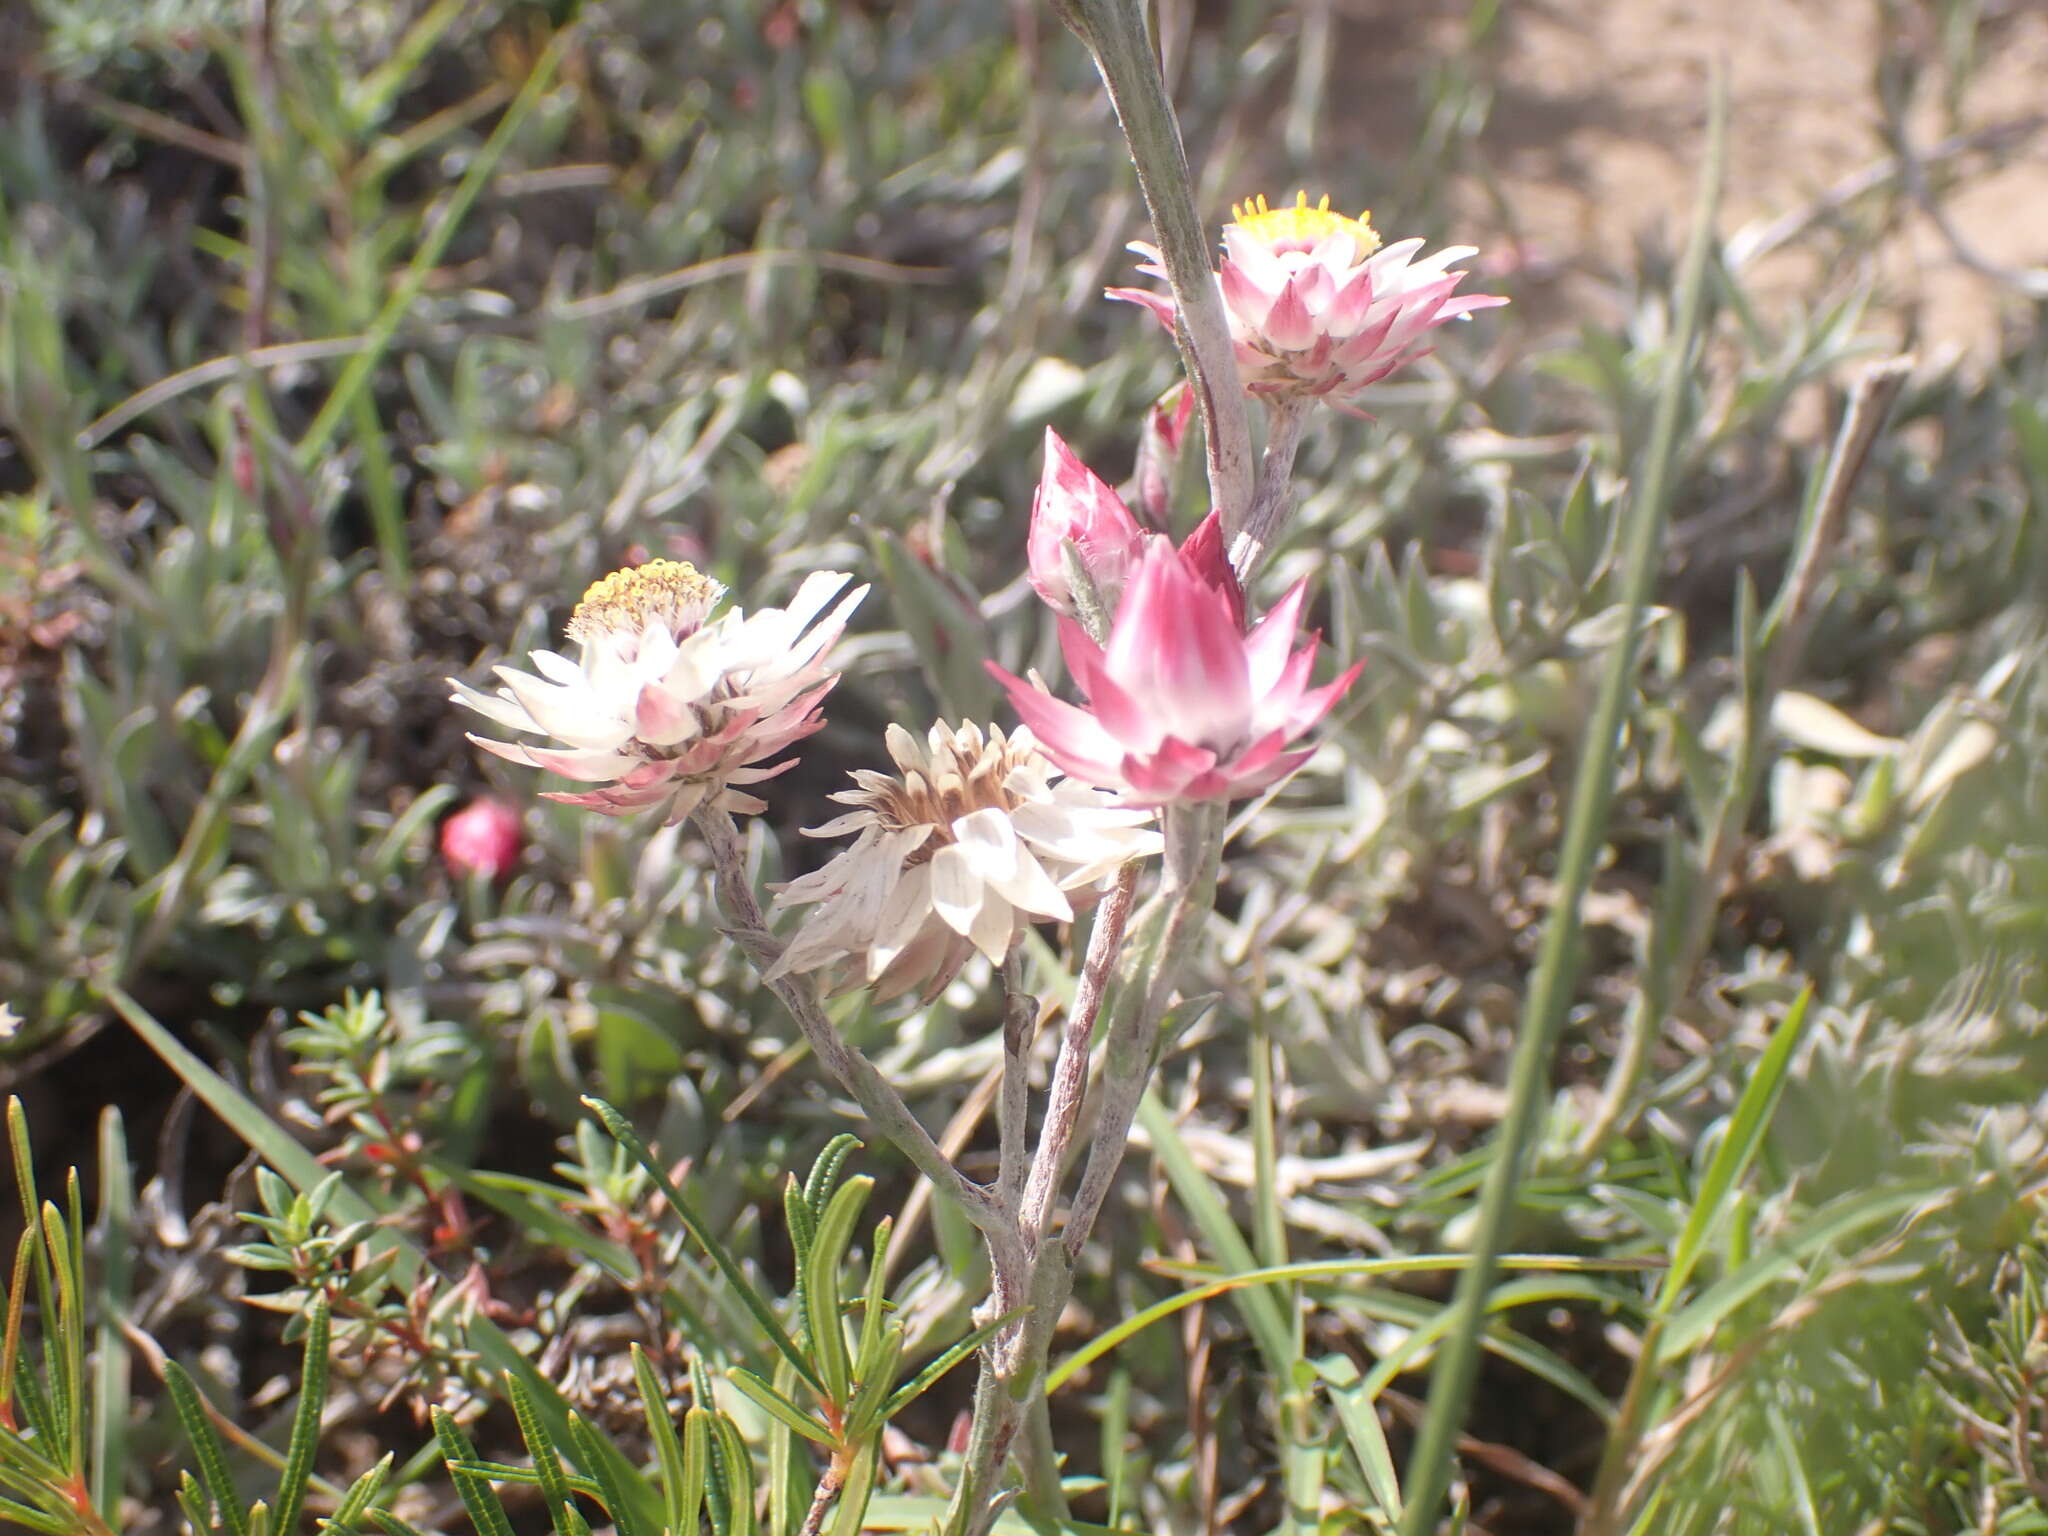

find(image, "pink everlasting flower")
[452,560,865,824]
[440,797,523,880]
[1027,429,1145,619]
[1109,191,1507,404]
[989,538,1360,805]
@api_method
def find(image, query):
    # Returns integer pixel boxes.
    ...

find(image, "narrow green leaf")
[432,1407,518,1536]
[39,1201,82,1474]
[270,1295,330,1536]
[766,1355,801,1536]
[1657,988,1814,1310]
[567,1411,653,1536]
[581,1097,821,1394]
[842,1326,905,1436]
[726,1368,836,1447]
[165,1360,252,1536]
[632,1346,690,1532]
[803,1134,863,1221]
[90,1106,134,1516]
[1100,1369,1133,1530]
[5,1102,55,1420]
[852,1218,893,1393]
[879,1308,1019,1422]
[680,1407,712,1536]
[13,1363,63,1458]
[804,1176,872,1409]
[1316,1355,1404,1521]
[784,1175,817,1285]
[504,1370,577,1520]
[0,1493,67,1534]
[177,1473,212,1533]
[323,1453,393,1530]
[709,1410,760,1536]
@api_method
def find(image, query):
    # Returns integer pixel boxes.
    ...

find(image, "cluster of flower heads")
[456,193,1500,997]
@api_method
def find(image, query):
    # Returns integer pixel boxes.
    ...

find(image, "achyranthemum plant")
[452,559,865,823]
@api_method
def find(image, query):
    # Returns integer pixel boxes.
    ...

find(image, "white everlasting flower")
[452,559,866,824]
[769,722,1161,1002]
[0,1002,20,1041]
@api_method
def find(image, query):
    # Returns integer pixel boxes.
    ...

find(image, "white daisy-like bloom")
[451,559,866,824]
[768,721,1162,1002]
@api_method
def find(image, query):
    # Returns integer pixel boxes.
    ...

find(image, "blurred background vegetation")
[3,0,2047,1530]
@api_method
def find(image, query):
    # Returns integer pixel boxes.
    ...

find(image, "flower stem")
[1228,395,1312,585]
[1054,0,1252,531]
[996,950,1035,1213]
[691,807,1012,1248]
[1019,861,1138,1242]
[1062,800,1222,1260]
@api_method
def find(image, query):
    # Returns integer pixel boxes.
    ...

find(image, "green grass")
[2,0,2046,1531]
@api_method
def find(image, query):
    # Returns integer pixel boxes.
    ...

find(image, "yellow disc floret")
[1227,191,1380,257]
[569,559,726,642]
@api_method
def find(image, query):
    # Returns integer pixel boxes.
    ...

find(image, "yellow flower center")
[1227,191,1380,257]
[568,559,726,643]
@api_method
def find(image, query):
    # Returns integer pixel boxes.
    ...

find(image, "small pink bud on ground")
[440,798,524,880]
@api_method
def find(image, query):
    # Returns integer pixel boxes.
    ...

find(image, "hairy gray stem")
[1055,0,1252,532]
[1019,861,1138,1242]
[1229,395,1312,584]
[996,950,1035,1214]
[691,807,1014,1253]
[1063,801,1222,1259]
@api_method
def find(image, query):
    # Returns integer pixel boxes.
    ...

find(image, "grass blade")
[581,1097,821,1394]
[1394,70,1731,1536]
[1657,988,1815,1310]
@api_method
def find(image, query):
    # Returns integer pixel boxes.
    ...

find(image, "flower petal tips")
[452,559,866,825]
[1109,190,1507,404]
[990,538,1360,806]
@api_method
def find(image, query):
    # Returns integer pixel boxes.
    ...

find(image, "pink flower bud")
[440,798,523,881]
[1026,429,1145,619]
[1131,385,1195,526]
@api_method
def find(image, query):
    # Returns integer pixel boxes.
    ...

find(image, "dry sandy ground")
[1314,0,2048,364]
